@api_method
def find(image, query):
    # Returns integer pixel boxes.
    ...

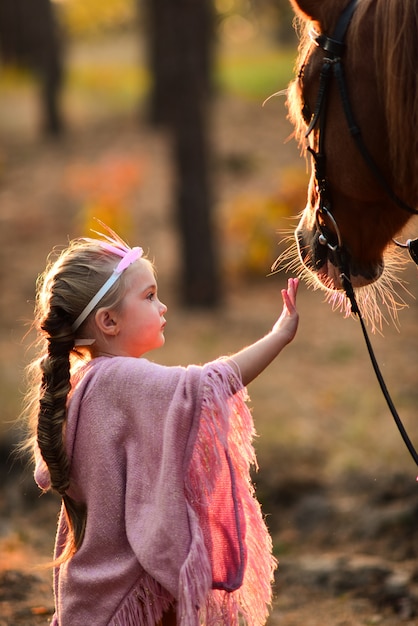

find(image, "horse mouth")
[273,225,409,332]
[296,230,384,290]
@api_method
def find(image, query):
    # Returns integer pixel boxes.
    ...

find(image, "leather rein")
[301,0,418,467]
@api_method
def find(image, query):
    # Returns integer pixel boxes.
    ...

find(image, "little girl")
[24,225,299,626]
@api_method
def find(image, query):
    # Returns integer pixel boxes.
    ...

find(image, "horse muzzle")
[295,209,384,290]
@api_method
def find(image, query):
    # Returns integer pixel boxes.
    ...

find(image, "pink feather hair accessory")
[72,222,143,334]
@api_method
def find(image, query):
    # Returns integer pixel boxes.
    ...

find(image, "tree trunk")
[142,0,220,307]
[0,0,65,136]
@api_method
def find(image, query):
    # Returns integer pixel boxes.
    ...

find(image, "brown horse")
[279,0,418,328]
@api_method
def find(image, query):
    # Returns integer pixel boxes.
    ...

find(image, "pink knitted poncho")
[35,356,276,626]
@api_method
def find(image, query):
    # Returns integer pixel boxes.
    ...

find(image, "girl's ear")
[94,308,119,336]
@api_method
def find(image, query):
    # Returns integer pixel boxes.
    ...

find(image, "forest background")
[0,1,418,624]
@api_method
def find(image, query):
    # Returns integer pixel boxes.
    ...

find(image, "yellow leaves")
[221,167,308,279]
[222,193,288,278]
[55,0,136,38]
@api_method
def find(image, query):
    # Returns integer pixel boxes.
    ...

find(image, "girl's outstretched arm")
[226,278,299,386]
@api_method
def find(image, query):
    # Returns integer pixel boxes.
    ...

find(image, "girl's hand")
[272,277,299,344]
[227,277,300,386]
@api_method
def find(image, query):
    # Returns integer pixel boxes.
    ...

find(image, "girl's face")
[106,259,167,358]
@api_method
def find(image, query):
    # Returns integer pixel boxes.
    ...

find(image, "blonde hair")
[24,236,137,561]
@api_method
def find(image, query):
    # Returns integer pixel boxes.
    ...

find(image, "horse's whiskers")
[270,231,301,275]
[358,247,411,331]
[272,238,411,333]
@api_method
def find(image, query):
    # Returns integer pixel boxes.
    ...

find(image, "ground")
[1,83,418,625]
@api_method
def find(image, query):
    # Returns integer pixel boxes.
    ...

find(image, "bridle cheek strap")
[303,0,418,468]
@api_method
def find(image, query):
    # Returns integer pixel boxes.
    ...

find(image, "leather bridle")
[300,0,418,467]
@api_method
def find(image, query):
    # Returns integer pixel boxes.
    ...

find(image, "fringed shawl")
[34,356,276,626]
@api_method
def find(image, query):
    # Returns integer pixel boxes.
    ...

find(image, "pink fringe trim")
[185,361,277,626]
[111,573,173,626]
[178,505,212,626]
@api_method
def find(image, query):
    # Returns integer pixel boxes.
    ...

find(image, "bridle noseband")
[301,0,418,468]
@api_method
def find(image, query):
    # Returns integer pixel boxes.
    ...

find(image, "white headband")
[72,239,143,333]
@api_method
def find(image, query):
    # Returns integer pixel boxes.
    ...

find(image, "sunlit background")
[0,1,417,623]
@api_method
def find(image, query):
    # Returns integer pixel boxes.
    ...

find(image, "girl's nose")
[160,300,167,314]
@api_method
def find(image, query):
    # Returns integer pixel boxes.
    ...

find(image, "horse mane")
[286,16,313,150]
[370,0,418,203]
[289,0,418,205]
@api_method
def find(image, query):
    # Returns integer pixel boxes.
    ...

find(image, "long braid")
[24,234,139,563]
[38,307,72,493]
[37,305,87,556]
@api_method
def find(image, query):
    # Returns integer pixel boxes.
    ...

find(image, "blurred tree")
[59,0,135,38]
[0,0,65,136]
[142,0,220,308]
[144,0,213,127]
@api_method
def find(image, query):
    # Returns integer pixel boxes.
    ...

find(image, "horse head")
[283,0,418,323]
